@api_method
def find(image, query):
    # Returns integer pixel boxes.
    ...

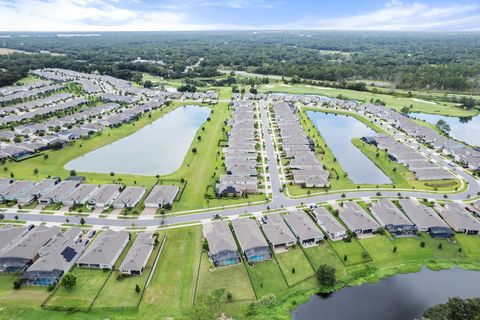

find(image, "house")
[203,221,240,267]
[0,226,62,273]
[260,213,296,252]
[22,228,85,286]
[38,180,81,204]
[369,200,417,236]
[232,218,271,263]
[338,202,381,235]
[119,232,156,275]
[0,226,31,256]
[61,184,98,206]
[399,199,453,238]
[313,207,347,241]
[143,185,179,208]
[112,187,146,209]
[284,210,324,247]
[437,203,480,235]
[88,184,121,208]
[0,180,35,202]
[0,145,34,161]
[0,178,13,191]
[16,179,59,204]
[77,230,129,269]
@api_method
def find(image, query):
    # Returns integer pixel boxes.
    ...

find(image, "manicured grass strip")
[274,246,315,286]
[244,259,288,298]
[93,234,164,308]
[196,252,256,302]
[456,234,480,259]
[140,226,202,314]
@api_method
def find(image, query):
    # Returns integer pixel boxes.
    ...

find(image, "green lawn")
[259,83,477,117]
[456,234,480,259]
[274,246,315,286]
[244,259,288,298]
[196,252,256,302]
[302,243,347,278]
[93,234,164,308]
[329,239,371,266]
[139,226,202,316]
[0,274,49,308]
[45,268,112,310]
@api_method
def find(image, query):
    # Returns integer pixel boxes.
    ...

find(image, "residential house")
[0,226,61,273]
[112,187,146,209]
[77,230,129,269]
[88,184,121,208]
[119,232,156,275]
[232,218,271,263]
[261,213,296,252]
[313,207,347,241]
[437,203,480,235]
[338,202,381,235]
[143,185,179,208]
[284,210,324,247]
[203,221,241,267]
[369,200,417,236]
[22,228,85,285]
[399,199,453,238]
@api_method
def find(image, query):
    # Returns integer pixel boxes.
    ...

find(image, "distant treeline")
[1,31,480,92]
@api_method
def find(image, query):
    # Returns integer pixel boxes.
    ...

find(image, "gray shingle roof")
[262,213,296,246]
[77,230,129,266]
[119,233,155,272]
[284,210,323,241]
[203,220,238,255]
[232,218,268,251]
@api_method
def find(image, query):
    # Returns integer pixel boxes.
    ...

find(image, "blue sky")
[0,0,479,31]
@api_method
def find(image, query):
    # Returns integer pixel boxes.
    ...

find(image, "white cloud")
[286,2,480,31]
[0,0,479,31]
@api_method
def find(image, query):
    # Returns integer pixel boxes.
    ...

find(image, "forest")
[1,31,479,92]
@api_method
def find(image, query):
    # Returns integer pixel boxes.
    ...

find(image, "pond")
[410,113,480,147]
[293,267,480,320]
[65,105,211,176]
[306,111,391,184]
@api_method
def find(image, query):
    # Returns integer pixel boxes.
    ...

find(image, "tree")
[143,80,153,88]
[192,147,197,153]
[80,217,85,225]
[69,169,76,176]
[135,284,141,293]
[61,272,76,290]
[423,297,480,320]
[436,119,451,134]
[400,106,411,114]
[316,264,336,287]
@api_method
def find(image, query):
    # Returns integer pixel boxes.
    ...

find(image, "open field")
[259,84,478,117]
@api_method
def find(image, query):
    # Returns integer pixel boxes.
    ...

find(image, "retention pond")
[307,111,391,185]
[65,105,210,176]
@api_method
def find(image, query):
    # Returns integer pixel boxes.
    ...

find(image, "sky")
[0,0,480,32]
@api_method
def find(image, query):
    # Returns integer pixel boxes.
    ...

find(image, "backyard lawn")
[329,238,371,266]
[139,226,202,315]
[274,246,315,286]
[45,267,112,310]
[196,252,256,302]
[245,259,288,298]
[303,243,346,278]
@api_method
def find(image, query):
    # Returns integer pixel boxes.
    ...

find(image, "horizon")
[1,0,480,32]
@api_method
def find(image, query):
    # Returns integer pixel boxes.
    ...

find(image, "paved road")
[3,103,479,227]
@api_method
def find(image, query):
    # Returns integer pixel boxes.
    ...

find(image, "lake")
[410,113,480,147]
[293,267,480,320]
[65,105,210,176]
[306,111,391,184]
